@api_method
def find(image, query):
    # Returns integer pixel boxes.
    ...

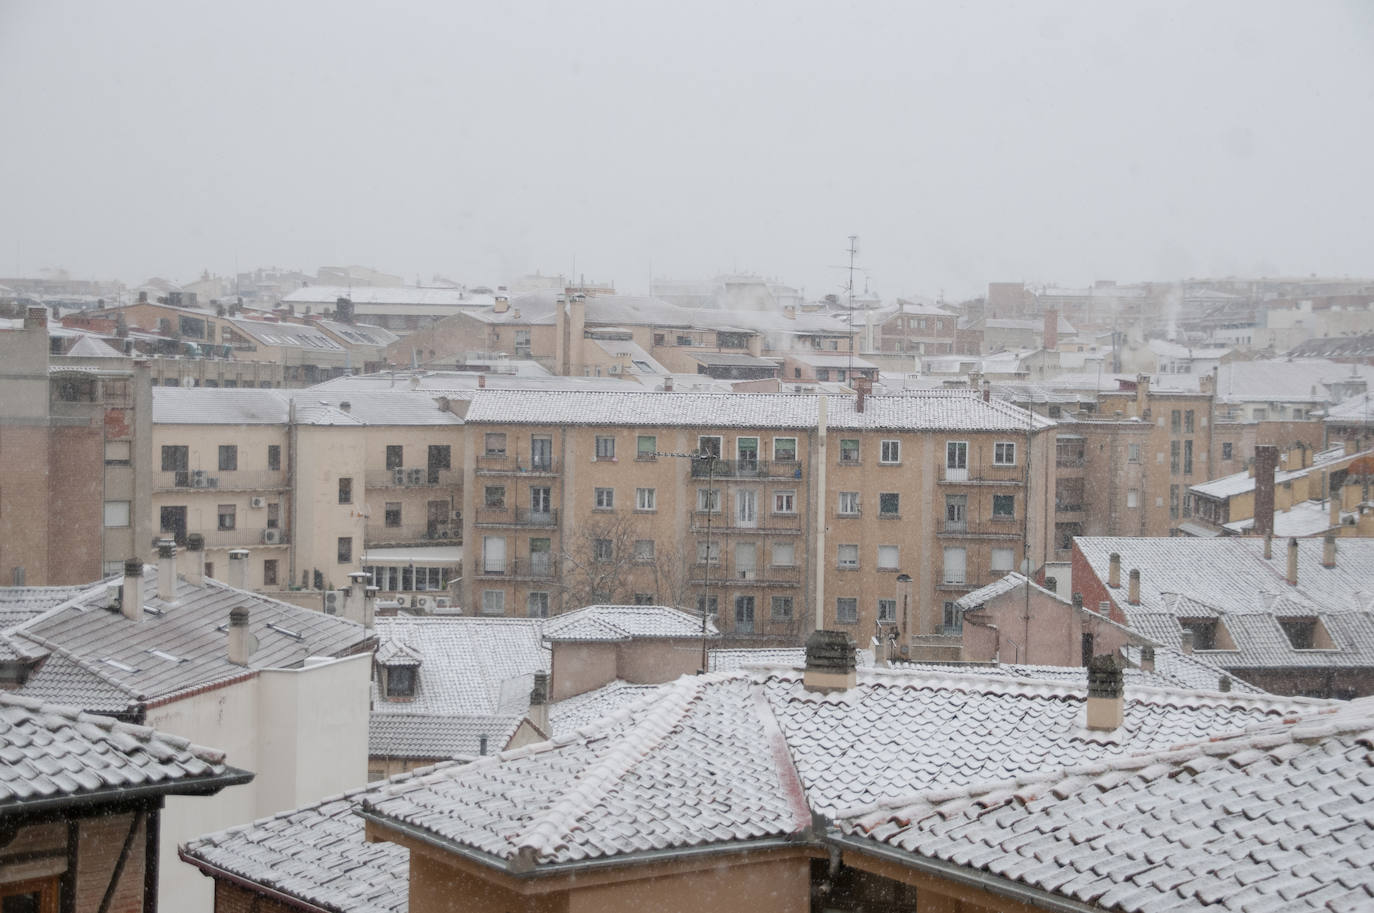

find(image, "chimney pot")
[1128,568,1141,605]
[121,558,144,621]
[478,373,486,389]
[156,539,177,602]
[185,534,205,586]
[227,607,254,666]
[1072,592,1084,611]
[1287,537,1299,586]
[663,376,674,392]
[227,549,250,590]
[1085,654,1124,730]
[803,630,857,692]
[1254,445,1279,537]
[1108,552,1121,588]
[1322,533,1337,569]
[1139,645,1155,672]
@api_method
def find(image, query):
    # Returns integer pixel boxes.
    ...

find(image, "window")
[697,541,721,564]
[593,538,614,562]
[1126,489,1139,508]
[105,440,131,465]
[878,598,897,622]
[697,595,718,615]
[103,501,130,527]
[880,440,901,464]
[595,436,616,460]
[634,539,655,562]
[637,435,657,459]
[338,477,352,504]
[481,433,507,457]
[773,437,797,462]
[990,547,1014,572]
[527,592,550,618]
[993,442,1016,465]
[697,435,722,459]
[337,536,352,563]
[877,545,899,569]
[482,536,506,573]
[946,441,968,476]
[774,490,795,514]
[635,593,657,606]
[218,444,237,471]
[838,491,859,516]
[1184,409,1195,432]
[735,490,757,526]
[839,439,860,463]
[771,542,795,566]
[1171,410,1181,432]
[594,487,614,510]
[992,494,1015,518]
[514,328,531,356]
[1183,439,1193,475]
[385,444,402,470]
[427,444,451,483]
[1170,440,1180,473]
[772,596,794,620]
[258,559,277,586]
[385,502,402,527]
[879,492,900,517]
[635,487,656,511]
[1222,442,1233,460]
[945,494,967,529]
[1279,618,1320,650]
[1128,443,1141,463]
[837,543,859,569]
[697,488,719,512]
[942,547,966,585]
[1253,408,1268,420]
[1179,619,1218,650]
[1170,484,1180,519]
[485,486,506,509]
[530,435,553,471]
[482,590,505,615]
[736,437,759,468]
[836,597,858,623]
[218,504,236,531]
[943,601,962,633]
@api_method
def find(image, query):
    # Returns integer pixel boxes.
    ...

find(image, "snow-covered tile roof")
[0,586,88,629]
[547,680,665,734]
[838,697,1374,913]
[0,692,246,811]
[368,713,522,761]
[152,387,462,426]
[708,647,874,672]
[542,604,718,643]
[952,572,1065,611]
[1190,444,1366,499]
[461,390,1055,432]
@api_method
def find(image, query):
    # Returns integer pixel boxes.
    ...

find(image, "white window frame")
[773,490,795,514]
[697,488,720,513]
[595,435,616,460]
[481,589,505,615]
[836,597,858,623]
[946,441,968,469]
[990,547,1015,572]
[635,487,656,511]
[837,544,859,569]
[993,441,1017,466]
[594,487,614,510]
[877,598,897,622]
[772,437,798,462]
[103,500,131,528]
[879,439,901,464]
[838,491,860,516]
[770,542,796,567]
[527,592,549,618]
[877,545,899,570]
[633,539,655,562]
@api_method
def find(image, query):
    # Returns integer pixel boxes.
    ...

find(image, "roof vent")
[803,630,857,693]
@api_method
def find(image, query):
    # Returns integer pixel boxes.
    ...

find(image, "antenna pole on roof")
[846,235,858,380]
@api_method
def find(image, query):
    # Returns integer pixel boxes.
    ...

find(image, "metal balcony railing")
[689,459,802,480]
[507,556,558,579]
[195,527,291,548]
[365,523,461,544]
[475,454,559,475]
[365,468,461,489]
[155,470,289,492]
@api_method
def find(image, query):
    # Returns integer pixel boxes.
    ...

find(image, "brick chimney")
[1287,537,1299,586]
[227,548,250,590]
[477,373,486,389]
[121,558,143,622]
[803,630,857,693]
[1253,445,1279,537]
[156,539,177,602]
[1086,654,1124,731]
[184,534,205,586]
[1043,308,1058,350]
[1322,533,1337,569]
[24,306,48,329]
[1180,630,1194,654]
[1108,552,1121,588]
[855,376,869,413]
[1139,645,1155,672]
[528,671,550,736]
[981,379,991,403]
[227,607,255,666]
[1128,569,1141,605]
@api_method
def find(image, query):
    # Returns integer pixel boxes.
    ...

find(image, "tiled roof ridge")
[10,631,140,700]
[516,674,707,861]
[0,691,226,764]
[748,681,814,836]
[837,700,1361,829]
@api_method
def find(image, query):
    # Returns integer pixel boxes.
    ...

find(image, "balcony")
[155,470,288,492]
[366,468,461,489]
[689,459,802,480]
[507,556,559,580]
[475,454,560,476]
[689,512,802,534]
[365,523,461,545]
[474,507,558,528]
[938,519,1022,539]
[939,469,1023,486]
[199,527,291,548]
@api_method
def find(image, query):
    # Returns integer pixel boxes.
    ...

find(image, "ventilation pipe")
[1139,645,1155,672]
[1287,537,1299,586]
[1180,630,1195,654]
[184,534,205,586]
[156,539,177,602]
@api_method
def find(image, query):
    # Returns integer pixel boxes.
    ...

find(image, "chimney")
[1108,552,1121,588]
[156,539,177,602]
[803,630,857,693]
[1263,533,1273,560]
[477,373,486,389]
[855,376,867,413]
[138,291,148,304]
[494,295,509,314]
[1219,675,1232,693]
[1253,445,1278,538]
[227,549,250,590]
[184,534,205,586]
[527,671,550,736]
[663,375,674,392]
[1139,645,1155,672]
[345,571,374,627]
[1135,374,1150,415]
[1128,569,1141,605]
[335,297,354,323]
[227,607,255,666]
[1330,478,1342,527]
[1043,308,1059,350]
[1072,592,1084,612]
[981,379,991,403]
[23,306,47,329]
[121,558,144,622]
[1287,537,1299,586]
[1180,629,1195,654]
[1322,534,1337,569]
[1085,654,1124,731]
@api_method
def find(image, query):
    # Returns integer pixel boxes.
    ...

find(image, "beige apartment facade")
[459,389,1055,647]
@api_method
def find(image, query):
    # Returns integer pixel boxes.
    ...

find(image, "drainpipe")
[287,397,298,589]
[814,396,828,632]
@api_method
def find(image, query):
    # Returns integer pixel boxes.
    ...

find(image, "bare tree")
[557,513,692,610]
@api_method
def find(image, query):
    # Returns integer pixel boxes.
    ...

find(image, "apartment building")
[458,388,1055,647]
[151,388,463,601]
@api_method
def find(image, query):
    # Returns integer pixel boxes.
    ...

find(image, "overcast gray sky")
[1,1,1371,299]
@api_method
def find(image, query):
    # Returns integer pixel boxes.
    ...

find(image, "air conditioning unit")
[207,477,219,488]
[431,526,452,540]
[407,468,425,485]
[249,496,266,509]
[393,468,407,486]
[414,595,434,612]
[262,529,283,544]
[191,470,208,488]
[323,590,341,615]
[452,510,463,522]
[608,364,621,374]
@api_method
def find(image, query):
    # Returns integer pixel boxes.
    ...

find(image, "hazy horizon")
[2,1,1371,300]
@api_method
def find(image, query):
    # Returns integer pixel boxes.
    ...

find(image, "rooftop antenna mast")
[846,235,858,378]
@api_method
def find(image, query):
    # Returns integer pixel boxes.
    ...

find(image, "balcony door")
[734,595,756,634]
[735,489,757,528]
[530,436,552,471]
